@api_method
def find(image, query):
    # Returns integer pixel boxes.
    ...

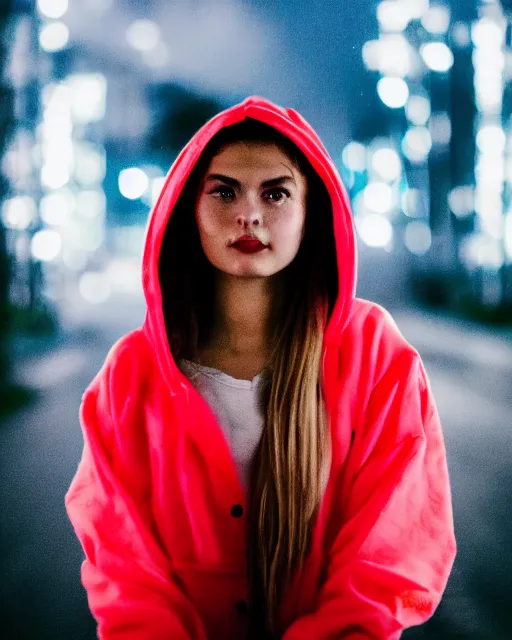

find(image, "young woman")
[65,97,456,640]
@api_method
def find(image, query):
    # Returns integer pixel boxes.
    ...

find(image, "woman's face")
[195,141,308,279]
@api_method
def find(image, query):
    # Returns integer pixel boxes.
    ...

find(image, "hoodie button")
[230,504,243,518]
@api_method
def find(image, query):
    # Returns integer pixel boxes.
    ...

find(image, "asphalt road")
[2,295,511,639]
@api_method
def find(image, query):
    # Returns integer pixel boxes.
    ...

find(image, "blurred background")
[1,0,511,638]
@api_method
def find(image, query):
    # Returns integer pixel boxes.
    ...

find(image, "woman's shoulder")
[329,298,420,382]
[85,328,155,403]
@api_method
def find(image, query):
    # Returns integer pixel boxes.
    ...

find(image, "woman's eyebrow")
[205,173,240,187]
[204,173,296,188]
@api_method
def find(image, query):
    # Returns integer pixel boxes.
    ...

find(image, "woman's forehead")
[205,141,303,182]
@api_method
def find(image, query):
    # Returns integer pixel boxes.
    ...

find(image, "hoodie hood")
[141,96,357,388]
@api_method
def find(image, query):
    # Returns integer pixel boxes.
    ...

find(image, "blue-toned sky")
[65,0,478,154]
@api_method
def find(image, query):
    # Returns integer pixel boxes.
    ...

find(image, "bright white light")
[378,34,412,77]
[126,20,160,52]
[405,95,431,125]
[476,126,506,154]
[362,40,381,71]
[371,148,402,182]
[118,168,149,200]
[79,272,111,304]
[404,221,432,255]
[505,212,512,260]
[342,142,366,172]
[142,41,169,68]
[80,223,104,252]
[408,0,429,20]
[151,177,166,207]
[1,196,37,231]
[377,1,410,32]
[377,77,409,108]
[39,21,69,52]
[357,214,393,248]
[421,42,454,72]
[62,247,88,271]
[41,135,73,169]
[364,182,394,214]
[31,229,62,262]
[41,163,70,190]
[74,143,106,186]
[430,112,452,145]
[452,22,471,48]
[474,69,503,113]
[402,127,432,163]
[460,234,504,270]
[76,189,106,219]
[421,6,450,35]
[472,18,504,50]
[106,258,143,295]
[401,188,424,217]
[37,0,68,19]
[448,186,474,218]
[68,73,107,123]
[40,189,75,226]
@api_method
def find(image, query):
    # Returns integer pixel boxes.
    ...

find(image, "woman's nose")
[236,208,262,228]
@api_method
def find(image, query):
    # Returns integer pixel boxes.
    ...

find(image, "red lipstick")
[231,235,268,254]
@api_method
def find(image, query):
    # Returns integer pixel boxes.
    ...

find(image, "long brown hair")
[159,118,338,637]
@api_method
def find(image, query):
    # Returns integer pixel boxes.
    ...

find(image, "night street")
[2,294,511,640]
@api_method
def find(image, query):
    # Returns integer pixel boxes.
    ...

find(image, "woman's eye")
[211,186,235,200]
[264,188,290,202]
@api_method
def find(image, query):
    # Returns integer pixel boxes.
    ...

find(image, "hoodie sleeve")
[283,353,456,640]
[65,361,207,640]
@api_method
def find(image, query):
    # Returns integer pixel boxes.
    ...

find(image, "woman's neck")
[210,274,273,357]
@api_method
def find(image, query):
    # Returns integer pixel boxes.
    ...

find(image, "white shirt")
[180,359,265,490]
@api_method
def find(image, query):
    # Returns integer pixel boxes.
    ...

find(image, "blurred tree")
[147,84,224,156]
[0,1,15,399]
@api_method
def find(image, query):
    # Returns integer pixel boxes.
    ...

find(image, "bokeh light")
[448,186,474,218]
[476,125,506,154]
[377,76,409,108]
[430,112,452,145]
[421,42,454,72]
[452,22,471,48]
[402,126,432,163]
[404,220,432,255]
[342,142,366,172]
[407,0,429,20]
[39,21,69,52]
[75,189,107,219]
[401,188,424,217]
[378,34,413,77]
[31,229,62,262]
[421,6,451,35]
[40,189,75,226]
[118,167,149,200]
[377,1,410,33]
[364,182,394,214]
[357,213,393,248]
[405,95,431,126]
[371,148,402,182]
[1,196,37,231]
[68,74,107,123]
[37,0,68,20]
[472,17,504,50]
[79,272,111,304]
[151,177,166,207]
[126,20,160,52]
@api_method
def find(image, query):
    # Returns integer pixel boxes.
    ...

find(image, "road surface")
[2,294,511,639]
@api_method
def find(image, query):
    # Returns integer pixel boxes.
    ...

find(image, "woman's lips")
[231,236,268,254]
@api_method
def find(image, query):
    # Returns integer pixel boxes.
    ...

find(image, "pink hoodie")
[65,96,456,639]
